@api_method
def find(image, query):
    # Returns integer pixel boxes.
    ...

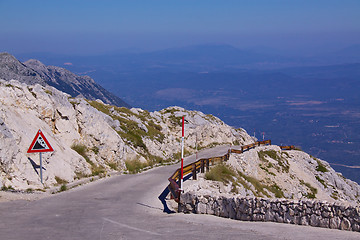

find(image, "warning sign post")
[27,130,54,184]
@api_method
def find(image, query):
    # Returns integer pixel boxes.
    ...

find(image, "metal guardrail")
[279,145,295,150]
[167,140,276,203]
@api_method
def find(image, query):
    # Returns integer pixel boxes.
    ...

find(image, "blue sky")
[0,0,359,55]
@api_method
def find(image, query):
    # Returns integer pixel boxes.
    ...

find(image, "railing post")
[192,163,197,180]
[201,159,204,173]
[206,159,209,172]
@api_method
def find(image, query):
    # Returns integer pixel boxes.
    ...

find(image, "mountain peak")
[0,53,130,107]
[24,59,46,68]
[0,52,15,59]
[0,52,45,85]
[0,52,24,66]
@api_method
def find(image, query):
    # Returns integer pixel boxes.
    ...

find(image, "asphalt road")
[0,146,359,240]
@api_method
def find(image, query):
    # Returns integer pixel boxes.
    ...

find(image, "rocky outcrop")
[0,80,251,190]
[180,193,360,232]
[0,53,129,107]
[184,145,360,205]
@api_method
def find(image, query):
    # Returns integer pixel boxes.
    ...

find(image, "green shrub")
[27,87,37,98]
[125,159,148,174]
[146,121,165,142]
[237,171,270,197]
[117,129,147,151]
[87,100,111,115]
[91,165,106,176]
[1,185,14,191]
[259,164,276,176]
[168,115,183,126]
[258,150,280,161]
[35,188,46,192]
[258,150,289,173]
[315,176,327,188]
[267,184,285,198]
[59,184,67,192]
[71,143,105,176]
[231,183,239,193]
[71,143,94,165]
[300,180,318,199]
[168,149,191,163]
[277,158,290,173]
[315,160,328,173]
[162,108,180,115]
[44,89,52,95]
[205,164,235,183]
[205,114,217,122]
[91,146,99,154]
[74,171,88,180]
[55,176,68,185]
[145,154,166,166]
[107,162,118,171]
[71,143,88,158]
[331,191,339,200]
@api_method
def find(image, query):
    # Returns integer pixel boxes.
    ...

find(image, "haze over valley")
[14,44,360,183]
[1,1,360,238]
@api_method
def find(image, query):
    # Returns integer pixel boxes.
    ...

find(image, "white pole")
[40,152,43,184]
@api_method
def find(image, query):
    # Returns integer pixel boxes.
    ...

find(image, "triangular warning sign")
[27,129,54,153]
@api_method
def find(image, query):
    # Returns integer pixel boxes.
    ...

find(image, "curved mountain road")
[0,146,359,240]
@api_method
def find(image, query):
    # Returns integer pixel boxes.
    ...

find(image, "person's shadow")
[158,187,176,214]
[28,157,46,176]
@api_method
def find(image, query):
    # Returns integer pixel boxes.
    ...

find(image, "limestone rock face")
[184,145,360,205]
[0,80,250,189]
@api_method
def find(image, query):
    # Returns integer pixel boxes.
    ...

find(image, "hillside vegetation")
[0,79,252,190]
[185,145,360,205]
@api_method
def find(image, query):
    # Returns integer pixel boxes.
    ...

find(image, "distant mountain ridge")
[0,53,130,107]
[15,44,360,75]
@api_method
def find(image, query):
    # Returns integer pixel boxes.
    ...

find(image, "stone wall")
[180,192,360,232]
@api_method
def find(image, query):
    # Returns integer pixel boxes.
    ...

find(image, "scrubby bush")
[205,164,235,183]
[125,159,148,174]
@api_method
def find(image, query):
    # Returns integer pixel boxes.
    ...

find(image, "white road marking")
[102,217,161,236]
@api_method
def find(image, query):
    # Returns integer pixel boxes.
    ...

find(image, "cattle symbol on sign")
[27,130,54,153]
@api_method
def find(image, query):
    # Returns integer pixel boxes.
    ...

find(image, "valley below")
[90,67,360,184]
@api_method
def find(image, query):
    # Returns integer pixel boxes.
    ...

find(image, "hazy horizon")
[1,0,359,56]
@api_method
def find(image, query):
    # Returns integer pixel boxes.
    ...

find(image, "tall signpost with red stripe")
[27,129,54,184]
[180,116,185,191]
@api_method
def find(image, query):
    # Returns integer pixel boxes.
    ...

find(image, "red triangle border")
[27,129,54,153]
